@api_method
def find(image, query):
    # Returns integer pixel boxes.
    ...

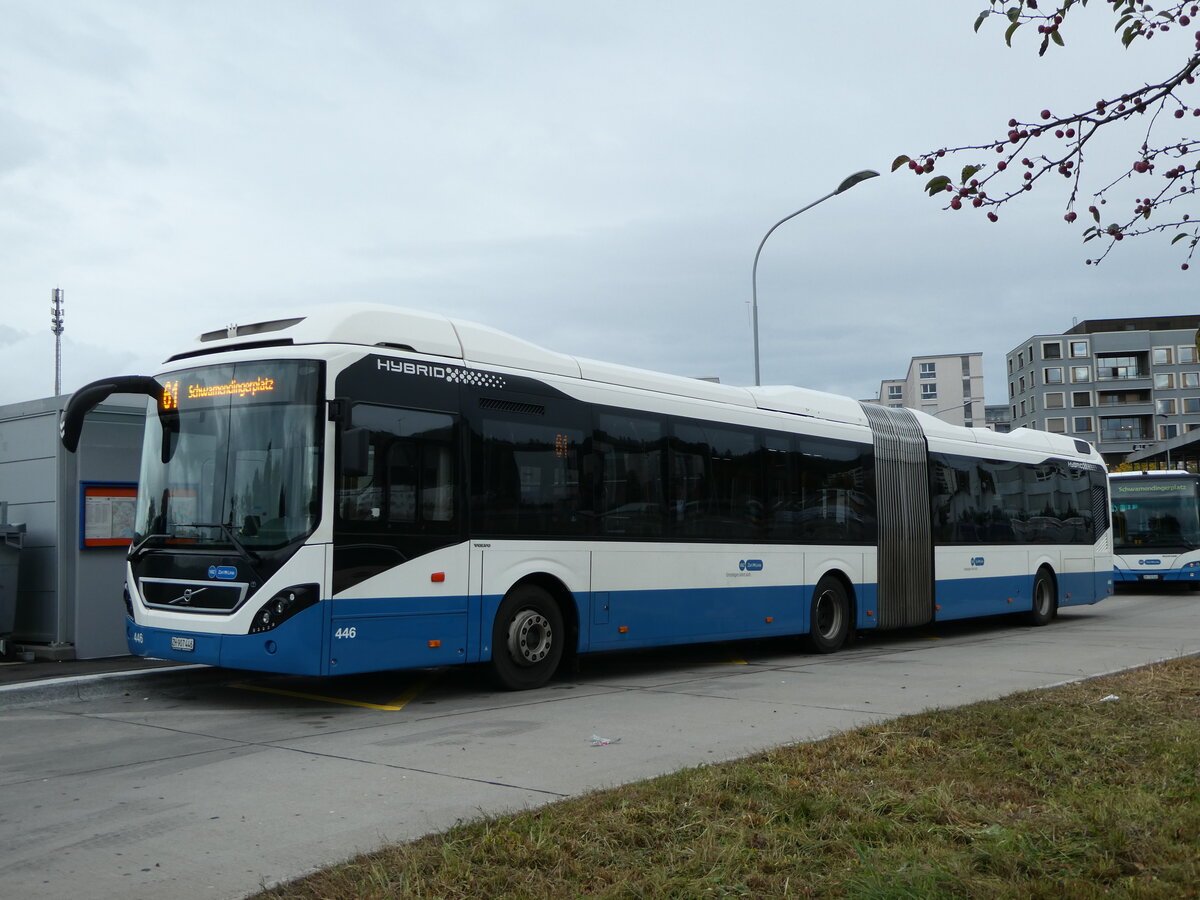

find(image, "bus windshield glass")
[134,360,323,552]
[1112,476,1200,551]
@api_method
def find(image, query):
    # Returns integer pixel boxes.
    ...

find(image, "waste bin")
[0,504,26,640]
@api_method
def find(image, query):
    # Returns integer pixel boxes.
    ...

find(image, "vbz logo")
[970,557,986,567]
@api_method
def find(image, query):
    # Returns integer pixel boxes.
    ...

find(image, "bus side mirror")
[341,427,370,477]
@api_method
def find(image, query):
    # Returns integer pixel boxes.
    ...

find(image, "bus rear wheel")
[1026,568,1058,627]
[488,585,564,691]
[805,576,850,654]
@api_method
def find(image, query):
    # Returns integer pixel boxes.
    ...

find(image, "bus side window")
[337,404,457,530]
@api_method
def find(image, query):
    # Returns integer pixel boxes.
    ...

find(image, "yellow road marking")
[230,677,433,711]
[722,657,748,665]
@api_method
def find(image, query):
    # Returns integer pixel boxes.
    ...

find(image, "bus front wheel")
[1026,568,1058,627]
[805,576,850,654]
[488,585,564,691]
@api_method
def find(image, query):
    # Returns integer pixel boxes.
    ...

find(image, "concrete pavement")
[0,589,1196,900]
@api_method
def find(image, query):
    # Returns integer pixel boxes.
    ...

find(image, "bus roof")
[183,303,1098,461]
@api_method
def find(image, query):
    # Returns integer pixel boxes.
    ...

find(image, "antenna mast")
[51,288,65,396]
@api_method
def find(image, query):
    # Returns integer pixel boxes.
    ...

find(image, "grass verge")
[253,656,1199,899]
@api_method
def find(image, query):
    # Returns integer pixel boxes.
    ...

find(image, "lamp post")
[751,169,879,386]
[931,400,976,424]
[1161,412,1173,469]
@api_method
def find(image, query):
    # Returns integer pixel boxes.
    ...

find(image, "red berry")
[1065,212,1078,222]
[987,212,999,222]
[997,160,1007,170]
[1040,109,1051,120]
[950,198,962,210]
[1184,263,1191,270]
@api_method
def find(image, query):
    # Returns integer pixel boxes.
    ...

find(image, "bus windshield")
[133,360,323,552]
[1112,476,1200,551]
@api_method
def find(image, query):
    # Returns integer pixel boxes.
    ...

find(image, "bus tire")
[805,576,850,654]
[1026,568,1058,627]
[488,584,564,691]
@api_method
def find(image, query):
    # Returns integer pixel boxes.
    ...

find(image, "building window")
[1152,347,1174,366]
[888,384,903,399]
[1157,398,1178,415]
[1011,405,1017,418]
[1070,340,1089,358]
[1183,372,1200,388]
[1183,397,1200,414]
[1018,352,1025,368]
[1044,367,1063,384]
[1045,392,1065,408]
[1020,400,1027,416]
[962,378,972,399]
[1161,424,1179,440]
[921,383,937,399]
[1029,396,1036,412]
[888,403,902,408]
[1073,416,1094,432]
[1154,373,1176,390]
[1180,346,1198,364]
[1046,417,1067,433]
[1072,391,1091,408]
[1009,382,1015,398]
[919,362,936,379]
[1042,341,1062,360]
[1071,366,1091,383]
[1008,358,1013,374]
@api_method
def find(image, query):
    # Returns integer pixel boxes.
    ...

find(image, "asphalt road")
[1,589,1196,900]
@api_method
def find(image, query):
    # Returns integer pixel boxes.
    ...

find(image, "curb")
[0,664,232,709]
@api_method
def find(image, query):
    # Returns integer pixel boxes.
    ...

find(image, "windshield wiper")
[129,532,172,563]
[190,522,263,565]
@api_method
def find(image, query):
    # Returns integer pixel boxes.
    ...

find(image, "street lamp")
[751,169,879,386]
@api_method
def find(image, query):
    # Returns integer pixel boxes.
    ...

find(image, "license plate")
[170,636,195,652]
[1142,574,1160,581]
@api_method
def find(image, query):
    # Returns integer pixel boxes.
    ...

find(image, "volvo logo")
[168,586,207,606]
[970,557,986,567]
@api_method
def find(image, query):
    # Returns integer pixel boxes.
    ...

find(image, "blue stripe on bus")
[127,569,1108,678]
[1113,566,1200,583]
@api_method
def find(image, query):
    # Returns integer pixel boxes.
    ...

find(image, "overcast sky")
[0,2,1190,408]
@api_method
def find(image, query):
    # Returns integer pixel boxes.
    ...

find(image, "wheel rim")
[1035,579,1052,616]
[814,589,843,640]
[507,609,553,667]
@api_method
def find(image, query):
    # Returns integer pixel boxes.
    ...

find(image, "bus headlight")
[248,584,319,634]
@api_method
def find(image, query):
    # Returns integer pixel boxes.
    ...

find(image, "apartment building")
[874,352,985,426]
[1007,315,1200,465]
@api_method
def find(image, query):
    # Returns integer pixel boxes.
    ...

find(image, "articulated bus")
[61,305,1113,689]
[1111,470,1200,588]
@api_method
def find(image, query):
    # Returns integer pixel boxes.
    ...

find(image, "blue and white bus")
[61,305,1113,689]
[1111,470,1200,588]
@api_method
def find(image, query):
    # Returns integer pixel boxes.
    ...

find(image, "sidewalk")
[0,652,221,707]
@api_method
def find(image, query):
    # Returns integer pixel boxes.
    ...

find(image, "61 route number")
[334,626,358,639]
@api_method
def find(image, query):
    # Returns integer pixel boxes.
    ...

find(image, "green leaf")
[1114,14,1133,31]
[925,175,952,196]
[974,11,989,32]
[1006,6,1021,22]
[1051,29,1064,46]
[1090,207,1101,223]
[1005,21,1021,46]
[961,164,981,183]
[1173,233,1190,244]
[1122,24,1139,47]
[891,155,912,172]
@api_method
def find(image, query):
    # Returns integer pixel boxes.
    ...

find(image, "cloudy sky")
[0,2,1190,408]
